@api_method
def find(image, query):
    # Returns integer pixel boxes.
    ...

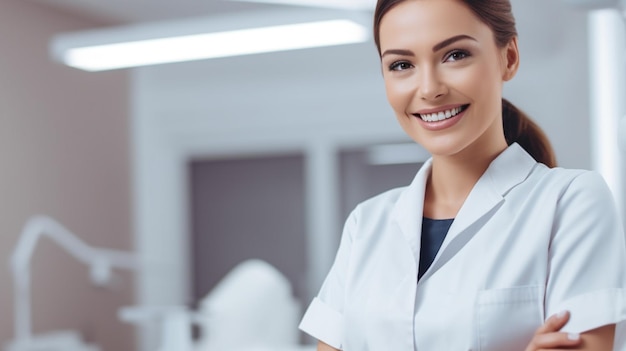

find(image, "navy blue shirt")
[418,217,454,280]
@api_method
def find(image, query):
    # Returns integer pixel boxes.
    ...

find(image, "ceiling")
[25,0,626,29]
[25,0,294,24]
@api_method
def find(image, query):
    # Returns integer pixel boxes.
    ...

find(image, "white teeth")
[419,106,464,122]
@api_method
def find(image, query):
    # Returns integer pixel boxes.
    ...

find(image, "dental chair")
[121,259,314,351]
[195,259,301,350]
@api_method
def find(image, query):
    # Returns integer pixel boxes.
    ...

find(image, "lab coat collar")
[391,143,538,275]
[484,142,538,196]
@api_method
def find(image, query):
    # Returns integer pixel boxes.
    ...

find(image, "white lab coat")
[299,143,626,351]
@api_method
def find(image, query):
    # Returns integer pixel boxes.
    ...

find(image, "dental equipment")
[6,215,139,351]
[119,259,302,351]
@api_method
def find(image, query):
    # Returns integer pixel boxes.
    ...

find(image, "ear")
[501,37,520,81]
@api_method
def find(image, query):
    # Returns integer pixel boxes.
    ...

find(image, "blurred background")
[0,0,624,350]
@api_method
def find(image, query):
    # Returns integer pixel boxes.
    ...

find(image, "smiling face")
[379,0,519,158]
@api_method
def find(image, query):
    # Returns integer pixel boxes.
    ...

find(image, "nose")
[418,67,447,101]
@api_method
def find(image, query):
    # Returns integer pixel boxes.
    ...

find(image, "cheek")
[442,66,483,94]
[445,63,502,109]
[384,78,416,114]
[470,61,502,91]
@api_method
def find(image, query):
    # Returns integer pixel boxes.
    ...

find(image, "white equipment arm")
[9,216,139,344]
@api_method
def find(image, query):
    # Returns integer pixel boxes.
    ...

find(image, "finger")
[527,331,581,350]
[535,310,570,334]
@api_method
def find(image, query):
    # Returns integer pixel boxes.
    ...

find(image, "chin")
[415,138,469,158]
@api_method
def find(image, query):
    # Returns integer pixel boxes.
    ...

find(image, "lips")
[414,104,469,123]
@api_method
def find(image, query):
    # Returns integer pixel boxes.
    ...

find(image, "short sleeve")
[545,171,626,333]
[298,210,357,349]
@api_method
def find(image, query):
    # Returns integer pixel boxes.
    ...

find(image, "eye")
[388,61,414,71]
[444,49,470,62]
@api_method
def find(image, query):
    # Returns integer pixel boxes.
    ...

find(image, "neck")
[424,137,507,219]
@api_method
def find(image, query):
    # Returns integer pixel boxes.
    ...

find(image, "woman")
[299,0,626,350]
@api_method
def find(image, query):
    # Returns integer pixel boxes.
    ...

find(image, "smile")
[417,105,469,122]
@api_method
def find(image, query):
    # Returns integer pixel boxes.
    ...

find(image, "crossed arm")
[315,312,615,351]
[522,311,614,351]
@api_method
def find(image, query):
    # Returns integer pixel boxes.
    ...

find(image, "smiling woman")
[298,0,626,350]
[377,0,555,168]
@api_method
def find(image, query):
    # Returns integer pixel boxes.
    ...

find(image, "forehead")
[379,0,493,51]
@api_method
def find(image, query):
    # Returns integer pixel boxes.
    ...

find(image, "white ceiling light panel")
[50,9,371,71]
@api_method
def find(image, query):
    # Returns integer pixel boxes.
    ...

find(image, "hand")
[524,311,582,351]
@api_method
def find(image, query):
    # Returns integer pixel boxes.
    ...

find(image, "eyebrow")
[381,34,477,58]
[432,34,477,52]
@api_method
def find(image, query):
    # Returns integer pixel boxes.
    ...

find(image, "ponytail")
[502,98,557,168]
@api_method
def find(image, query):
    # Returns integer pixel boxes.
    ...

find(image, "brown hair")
[373,0,557,167]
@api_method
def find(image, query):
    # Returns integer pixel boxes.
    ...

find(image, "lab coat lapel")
[420,143,538,281]
[391,159,432,269]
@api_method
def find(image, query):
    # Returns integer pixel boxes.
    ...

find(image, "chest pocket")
[475,286,543,351]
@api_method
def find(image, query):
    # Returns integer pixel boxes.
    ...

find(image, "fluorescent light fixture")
[58,19,368,71]
[229,0,376,11]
